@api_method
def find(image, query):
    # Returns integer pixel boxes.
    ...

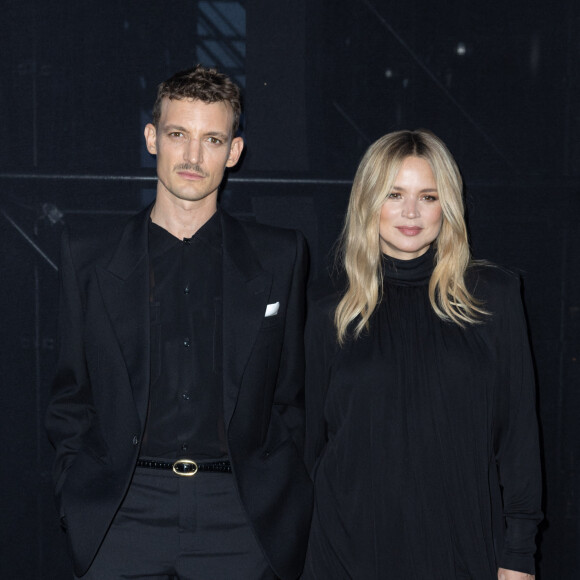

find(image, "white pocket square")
[265,302,280,317]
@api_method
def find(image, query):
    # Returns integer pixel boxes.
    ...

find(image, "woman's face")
[379,156,443,260]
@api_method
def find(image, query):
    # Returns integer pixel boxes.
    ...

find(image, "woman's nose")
[402,198,419,218]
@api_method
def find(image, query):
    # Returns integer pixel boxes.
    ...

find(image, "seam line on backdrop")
[0,174,353,186]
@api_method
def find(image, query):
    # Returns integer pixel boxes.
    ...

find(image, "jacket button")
[132,436,139,445]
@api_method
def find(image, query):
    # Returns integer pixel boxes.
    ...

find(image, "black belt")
[136,458,232,477]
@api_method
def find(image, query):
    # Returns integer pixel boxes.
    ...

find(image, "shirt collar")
[148,209,222,260]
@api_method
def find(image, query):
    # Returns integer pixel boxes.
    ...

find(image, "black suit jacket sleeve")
[46,228,95,507]
[273,230,309,451]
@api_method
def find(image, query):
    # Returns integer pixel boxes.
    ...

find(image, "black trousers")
[76,465,276,579]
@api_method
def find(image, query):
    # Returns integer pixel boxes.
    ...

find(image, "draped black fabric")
[303,248,542,579]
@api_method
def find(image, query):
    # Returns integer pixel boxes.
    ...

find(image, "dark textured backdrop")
[1,1,578,578]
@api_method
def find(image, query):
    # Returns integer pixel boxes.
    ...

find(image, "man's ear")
[144,123,157,155]
[226,136,244,168]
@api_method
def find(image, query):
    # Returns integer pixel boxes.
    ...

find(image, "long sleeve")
[272,230,310,453]
[493,272,543,574]
[45,229,95,507]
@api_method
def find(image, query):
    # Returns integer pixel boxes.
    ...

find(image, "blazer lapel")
[95,206,152,428]
[221,211,272,426]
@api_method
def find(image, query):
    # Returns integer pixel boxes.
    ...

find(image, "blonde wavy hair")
[335,129,488,344]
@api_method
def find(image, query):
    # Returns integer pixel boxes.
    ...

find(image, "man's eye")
[169,132,183,138]
[207,137,222,144]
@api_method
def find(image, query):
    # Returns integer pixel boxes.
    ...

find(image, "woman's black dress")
[303,249,542,579]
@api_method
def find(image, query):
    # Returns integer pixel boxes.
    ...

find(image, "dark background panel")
[305,0,578,181]
[0,0,578,577]
[245,0,309,172]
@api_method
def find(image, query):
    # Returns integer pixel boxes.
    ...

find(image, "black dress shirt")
[141,211,227,460]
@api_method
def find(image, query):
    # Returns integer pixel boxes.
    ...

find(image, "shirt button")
[183,337,190,347]
[181,443,188,451]
[184,286,190,295]
[132,436,139,445]
[182,392,190,401]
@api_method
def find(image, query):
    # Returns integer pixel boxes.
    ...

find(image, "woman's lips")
[396,226,422,236]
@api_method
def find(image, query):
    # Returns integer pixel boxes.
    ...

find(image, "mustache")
[175,163,206,176]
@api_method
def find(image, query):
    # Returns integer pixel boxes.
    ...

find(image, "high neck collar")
[381,246,435,287]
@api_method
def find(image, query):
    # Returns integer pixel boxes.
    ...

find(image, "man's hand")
[498,569,535,580]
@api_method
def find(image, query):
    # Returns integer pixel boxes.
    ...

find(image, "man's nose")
[184,139,202,164]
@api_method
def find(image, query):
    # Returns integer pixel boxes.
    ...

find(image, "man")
[46,65,312,579]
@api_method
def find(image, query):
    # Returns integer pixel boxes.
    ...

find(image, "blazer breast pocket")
[261,314,282,330]
[261,301,283,330]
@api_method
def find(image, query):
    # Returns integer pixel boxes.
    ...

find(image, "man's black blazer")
[45,206,312,579]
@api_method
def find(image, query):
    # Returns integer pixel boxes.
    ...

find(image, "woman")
[303,130,542,579]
